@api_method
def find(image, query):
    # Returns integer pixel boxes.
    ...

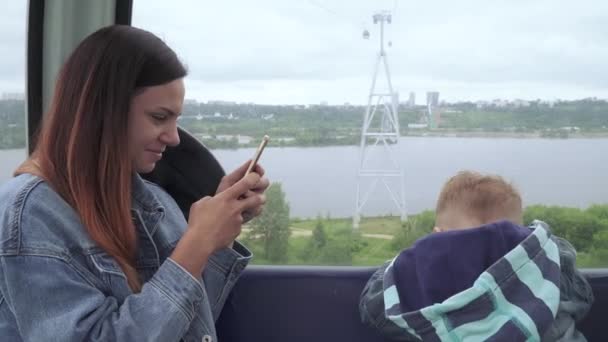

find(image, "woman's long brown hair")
[16,25,187,291]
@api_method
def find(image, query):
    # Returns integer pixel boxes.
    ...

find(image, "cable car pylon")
[353,11,407,229]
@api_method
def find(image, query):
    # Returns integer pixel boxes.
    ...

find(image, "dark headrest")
[141,127,225,219]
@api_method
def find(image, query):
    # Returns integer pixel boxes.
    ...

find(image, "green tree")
[311,217,327,250]
[249,183,291,263]
[391,210,435,252]
[524,205,600,252]
[318,227,356,265]
[588,205,608,222]
[299,216,328,262]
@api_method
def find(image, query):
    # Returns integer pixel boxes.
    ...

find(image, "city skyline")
[2,90,606,107]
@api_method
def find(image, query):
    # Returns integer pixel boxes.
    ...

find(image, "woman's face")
[127,78,185,173]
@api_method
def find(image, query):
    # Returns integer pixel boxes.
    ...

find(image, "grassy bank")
[243,205,608,268]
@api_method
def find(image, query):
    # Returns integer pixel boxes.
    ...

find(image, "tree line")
[2,98,608,149]
[244,182,608,268]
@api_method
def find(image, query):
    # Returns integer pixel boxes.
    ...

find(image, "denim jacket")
[0,173,251,342]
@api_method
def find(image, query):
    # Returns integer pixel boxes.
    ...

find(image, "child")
[360,171,594,341]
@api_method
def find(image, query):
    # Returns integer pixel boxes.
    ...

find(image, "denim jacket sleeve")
[0,253,206,342]
[203,241,251,321]
[146,179,253,323]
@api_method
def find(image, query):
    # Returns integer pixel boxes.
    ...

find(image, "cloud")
[0,2,27,91]
[1,0,606,102]
[132,0,608,102]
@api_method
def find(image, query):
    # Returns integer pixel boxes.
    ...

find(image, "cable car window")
[0,2,27,186]
[133,0,608,267]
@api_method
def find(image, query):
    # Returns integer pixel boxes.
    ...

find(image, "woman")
[0,25,268,341]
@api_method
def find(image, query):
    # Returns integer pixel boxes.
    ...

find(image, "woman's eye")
[151,113,168,121]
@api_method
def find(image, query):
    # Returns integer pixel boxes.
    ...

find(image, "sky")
[2,1,608,105]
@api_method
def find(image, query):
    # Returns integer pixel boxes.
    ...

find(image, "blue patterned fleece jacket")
[360,220,594,341]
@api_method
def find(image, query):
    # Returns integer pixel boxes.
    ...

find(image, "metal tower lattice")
[354,11,406,229]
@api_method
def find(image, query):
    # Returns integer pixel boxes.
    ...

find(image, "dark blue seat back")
[577,270,608,341]
[217,266,608,342]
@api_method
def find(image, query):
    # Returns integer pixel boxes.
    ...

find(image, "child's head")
[434,171,523,232]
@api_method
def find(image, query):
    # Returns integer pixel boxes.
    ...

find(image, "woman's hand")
[217,160,270,223]
[171,172,266,276]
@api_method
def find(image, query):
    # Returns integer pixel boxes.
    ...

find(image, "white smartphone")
[245,135,270,175]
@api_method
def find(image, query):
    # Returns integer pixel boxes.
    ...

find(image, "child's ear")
[433,226,443,233]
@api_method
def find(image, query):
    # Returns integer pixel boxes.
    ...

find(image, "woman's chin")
[136,162,156,174]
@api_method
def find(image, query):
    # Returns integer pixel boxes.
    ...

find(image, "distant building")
[2,92,25,101]
[476,100,489,109]
[491,99,508,108]
[408,92,416,107]
[443,109,463,113]
[207,100,237,105]
[426,91,439,107]
[540,100,556,108]
[512,99,530,108]
[408,123,428,129]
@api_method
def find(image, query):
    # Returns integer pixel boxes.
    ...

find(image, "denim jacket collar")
[131,173,165,237]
